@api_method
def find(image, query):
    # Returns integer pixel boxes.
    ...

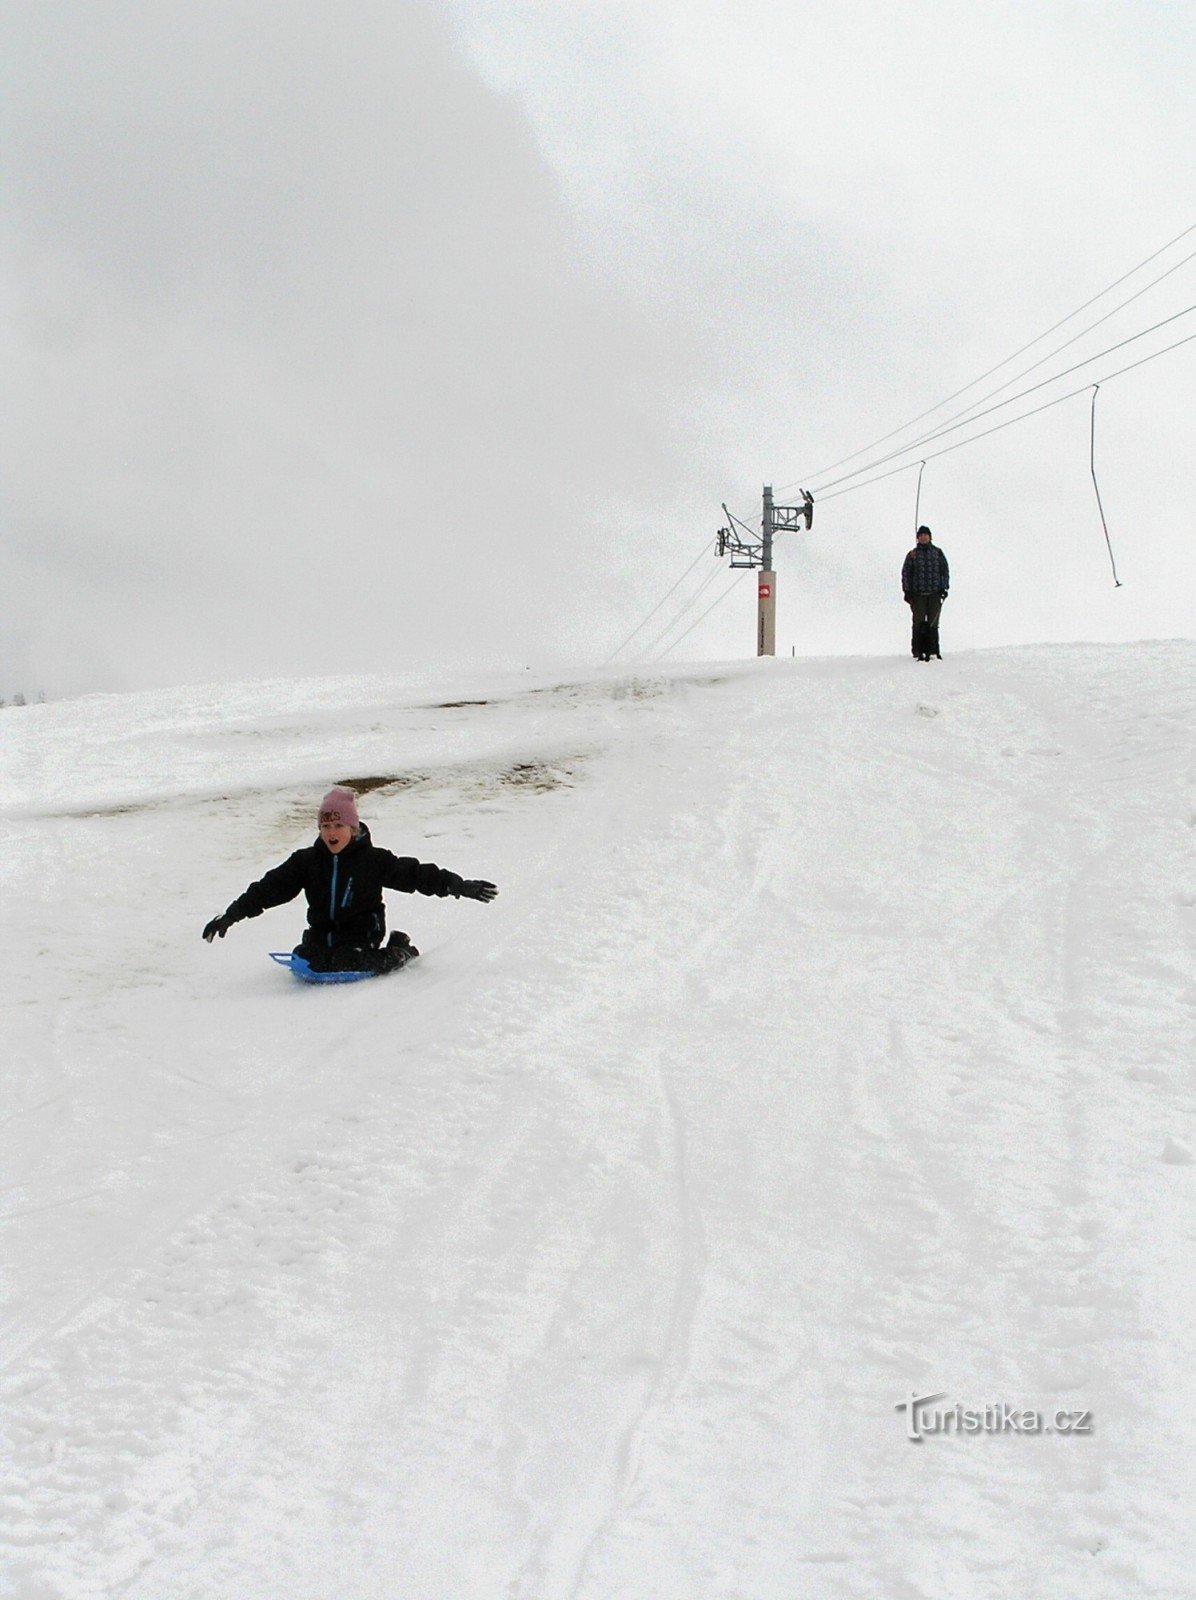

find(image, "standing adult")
[902,525,950,661]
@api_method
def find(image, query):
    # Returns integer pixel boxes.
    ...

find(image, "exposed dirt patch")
[333,761,581,799]
[42,756,582,834]
[54,793,240,820]
[497,761,575,792]
[276,757,582,833]
[334,774,426,797]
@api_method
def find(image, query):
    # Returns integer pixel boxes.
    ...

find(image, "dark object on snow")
[271,931,420,983]
[903,533,949,660]
[202,823,496,962]
[908,594,944,661]
[291,927,420,976]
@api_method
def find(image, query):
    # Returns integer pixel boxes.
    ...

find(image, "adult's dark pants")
[908,594,944,658]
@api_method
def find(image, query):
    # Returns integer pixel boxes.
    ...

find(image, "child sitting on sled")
[202,786,497,974]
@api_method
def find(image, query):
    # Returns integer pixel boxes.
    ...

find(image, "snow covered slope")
[1,645,1193,1600]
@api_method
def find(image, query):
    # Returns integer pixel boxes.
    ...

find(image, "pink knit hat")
[318,787,360,830]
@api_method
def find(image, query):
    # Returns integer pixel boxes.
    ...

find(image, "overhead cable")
[603,537,712,665]
[653,574,747,662]
[814,326,1196,504]
[870,245,1196,460]
[633,558,728,661]
[811,303,1196,496]
[758,221,1196,510]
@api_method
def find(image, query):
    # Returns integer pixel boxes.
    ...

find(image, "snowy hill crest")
[1,644,1193,1598]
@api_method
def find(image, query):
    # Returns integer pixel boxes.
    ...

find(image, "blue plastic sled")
[269,951,378,985]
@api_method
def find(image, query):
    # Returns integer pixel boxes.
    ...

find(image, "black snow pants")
[294,928,416,974]
[908,594,943,659]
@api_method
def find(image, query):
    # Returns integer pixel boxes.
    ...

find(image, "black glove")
[202,912,238,942]
[904,594,913,605]
[458,879,498,903]
[939,592,948,602]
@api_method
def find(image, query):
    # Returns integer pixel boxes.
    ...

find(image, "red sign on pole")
[759,583,771,599]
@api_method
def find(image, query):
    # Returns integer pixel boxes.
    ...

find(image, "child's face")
[319,819,354,854]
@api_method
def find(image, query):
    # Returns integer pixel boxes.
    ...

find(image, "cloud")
[4,0,712,694]
[4,0,1193,696]
[444,0,1196,655]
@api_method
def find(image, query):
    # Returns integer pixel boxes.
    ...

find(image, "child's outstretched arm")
[379,854,498,902]
[202,854,306,942]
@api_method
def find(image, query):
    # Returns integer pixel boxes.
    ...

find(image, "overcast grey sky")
[3,0,1193,696]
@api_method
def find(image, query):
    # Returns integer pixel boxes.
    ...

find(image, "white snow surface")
[1,645,1193,1600]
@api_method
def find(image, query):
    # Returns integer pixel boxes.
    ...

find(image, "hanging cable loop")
[1089,384,1122,587]
[913,460,927,533]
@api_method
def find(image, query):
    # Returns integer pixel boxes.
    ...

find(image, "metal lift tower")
[716,485,814,656]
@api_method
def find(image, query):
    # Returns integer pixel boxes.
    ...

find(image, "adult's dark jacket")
[224,825,465,948]
[902,542,950,597]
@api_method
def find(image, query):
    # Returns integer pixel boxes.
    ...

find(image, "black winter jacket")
[225,825,464,948]
[902,542,950,597]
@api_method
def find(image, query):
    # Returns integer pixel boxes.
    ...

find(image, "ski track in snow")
[0,647,1193,1599]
